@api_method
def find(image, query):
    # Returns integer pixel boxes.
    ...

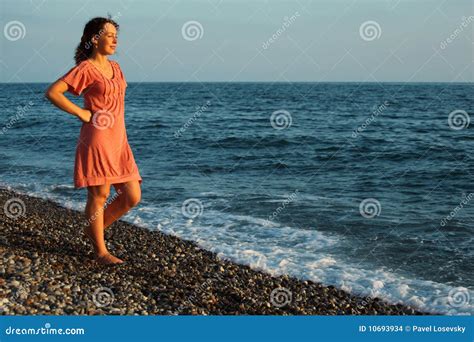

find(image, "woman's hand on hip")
[77,108,93,123]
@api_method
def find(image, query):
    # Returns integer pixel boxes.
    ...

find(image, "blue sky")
[0,0,472,82]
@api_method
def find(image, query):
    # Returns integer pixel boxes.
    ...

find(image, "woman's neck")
[88,53,108,66]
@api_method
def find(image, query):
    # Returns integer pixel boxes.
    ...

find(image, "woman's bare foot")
[96,252,124,265]
[83,226,124,265]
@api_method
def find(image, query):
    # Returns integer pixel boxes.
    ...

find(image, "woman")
[45,16,142,265]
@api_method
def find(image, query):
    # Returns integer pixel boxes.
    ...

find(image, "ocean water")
[0,82,473,315]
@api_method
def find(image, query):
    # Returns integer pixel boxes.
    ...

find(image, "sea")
[0,82,472,315]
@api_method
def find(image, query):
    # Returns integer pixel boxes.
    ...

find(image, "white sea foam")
[151,205,473,315]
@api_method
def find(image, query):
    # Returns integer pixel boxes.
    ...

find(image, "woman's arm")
[44,80,92,123]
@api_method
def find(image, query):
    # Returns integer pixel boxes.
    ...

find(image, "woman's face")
[92,23,117,56]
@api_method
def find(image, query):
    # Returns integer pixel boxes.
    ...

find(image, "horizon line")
[1,81,473,84]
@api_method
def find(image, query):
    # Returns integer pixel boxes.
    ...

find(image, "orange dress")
[59,59,142,189]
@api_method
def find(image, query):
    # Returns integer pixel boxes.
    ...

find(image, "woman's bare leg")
[84,183,123,264]
[102,180,141,229]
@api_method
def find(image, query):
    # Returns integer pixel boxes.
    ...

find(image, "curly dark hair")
[74,15,119,65]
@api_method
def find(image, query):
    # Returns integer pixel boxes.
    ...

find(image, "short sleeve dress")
[59,59,142,189]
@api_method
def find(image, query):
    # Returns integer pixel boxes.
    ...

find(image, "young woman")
[45,16,142,265]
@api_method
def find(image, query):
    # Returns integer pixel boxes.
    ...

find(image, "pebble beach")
[0,187,432,315]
